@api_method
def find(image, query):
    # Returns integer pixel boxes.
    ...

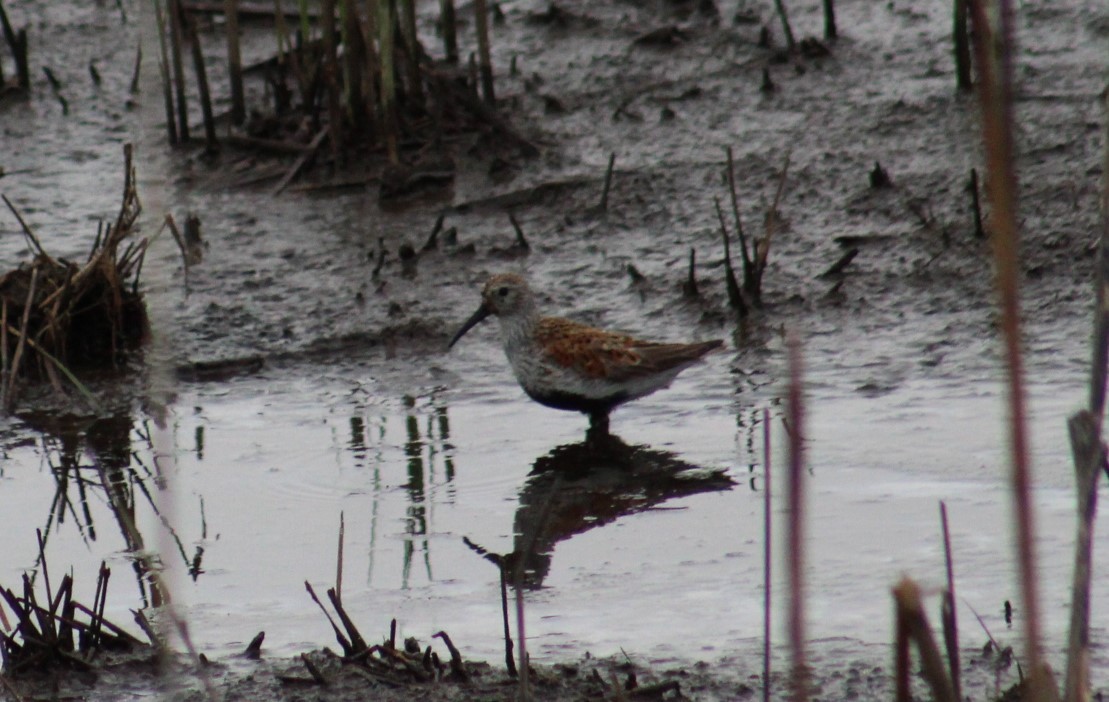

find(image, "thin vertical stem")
[940,502,961,701]
[762,407,772,702]
[440,0,458,62]
[168,0,190,140]
[379,0,399,163]
[968,1,1055,696]
[953,0,972,91]
[400,0,424,107]
[785,334,806,702]
[473,0,494,105]
[153,0,178,144]
[185,13,219,153]
[225,0,245,124]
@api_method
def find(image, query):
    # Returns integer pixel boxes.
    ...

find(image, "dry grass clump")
[0,145,149,409]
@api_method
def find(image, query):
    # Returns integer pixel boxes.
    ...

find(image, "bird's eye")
[498,287,509,297]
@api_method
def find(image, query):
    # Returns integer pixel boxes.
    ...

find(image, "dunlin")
[448,273,723,435]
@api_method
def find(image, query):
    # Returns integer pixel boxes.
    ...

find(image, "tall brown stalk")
[968,1,1057,698]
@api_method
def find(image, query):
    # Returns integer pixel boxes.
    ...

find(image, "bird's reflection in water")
[509,433,735,589]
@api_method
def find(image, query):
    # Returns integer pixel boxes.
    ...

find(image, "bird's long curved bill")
[448,303,491,348]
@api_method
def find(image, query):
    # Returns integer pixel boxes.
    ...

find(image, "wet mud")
[1,0,1108,699]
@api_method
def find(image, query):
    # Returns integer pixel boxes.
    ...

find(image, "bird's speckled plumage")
[449,273,723,434]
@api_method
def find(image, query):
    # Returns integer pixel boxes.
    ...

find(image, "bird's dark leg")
[587,411,610,441]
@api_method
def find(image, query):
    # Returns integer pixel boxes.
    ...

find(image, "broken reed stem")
[893,578,956,702]
[600,152,616,211]
[968,3,1056,696]
[168,0,190,141]
[822,0,836,40]
[321,0,343,164]
[378,0,399,163]
[185,13,219,153]
[336,511,345,601]
[499,566,517,677]
[772,0,797,53]
[225,0,245,124]
[5,265,38,411]
[725,147,755,295]
[473,0,495,105]
[784,334,806,702]
[762,407,772,702]
[440,0,458,62]
[969,168,985,238]
[715,197,747,317]
[0,0,30,91]
[399,0,424,108]
[1063,102,1109,702]
[153,0,178,144]
[953,0,972,91]
[940,502,961,701]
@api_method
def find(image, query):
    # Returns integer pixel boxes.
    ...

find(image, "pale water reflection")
[0,362,1105,674]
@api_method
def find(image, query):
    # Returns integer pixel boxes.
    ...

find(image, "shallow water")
[1,346,1105,674]
[2,0,1108,688]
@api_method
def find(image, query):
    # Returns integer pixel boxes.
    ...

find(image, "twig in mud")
[682,248,699,299]
[953,0,972,91]
[0,0,31,92]
[4,265,38,411]
[968,1,1057,696]
[41,67,68,115]
[326,587,369,654]
[760,67,775,93]
[167,0,190,141]
[432,631,467,680]
[820,247,858,278]
[422,214,445,252]
[225,0,245,124]
[242,631,265,659]
[869,161,892,189]
[599,153,617,211]
[129,43,141,94]
[967,168,985,238]
[771,0,796,53]
[272,128,329,195]
[940,502,961,701]
[509,213,530,251]
[372,237,386,279]
[185,14,219,153]
[154,0,178,144]
[823,0,836,39]
[304,581,353,655]
[336,511,345,601]
[762,407,772,702]
[715,197,747,317]
[785,334,806,702]
[725,147,756,298]
[2,195,54,265]
[473,0,495,105]
[301,652,328,684]
[892,578,957,702]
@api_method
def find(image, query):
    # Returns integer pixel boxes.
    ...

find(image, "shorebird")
[448,273,723,436]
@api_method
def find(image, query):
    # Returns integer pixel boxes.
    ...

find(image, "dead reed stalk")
[224,0,244,124]
[784,334,806,702]
[892,578,956,702]
[1061,91,1109,702]
[762,407,772,702]
[968,2,1059,697]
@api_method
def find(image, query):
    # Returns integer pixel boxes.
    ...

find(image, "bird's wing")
[536,318,722,381]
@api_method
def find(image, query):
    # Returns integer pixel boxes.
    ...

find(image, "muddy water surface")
[1,0,1108,694]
